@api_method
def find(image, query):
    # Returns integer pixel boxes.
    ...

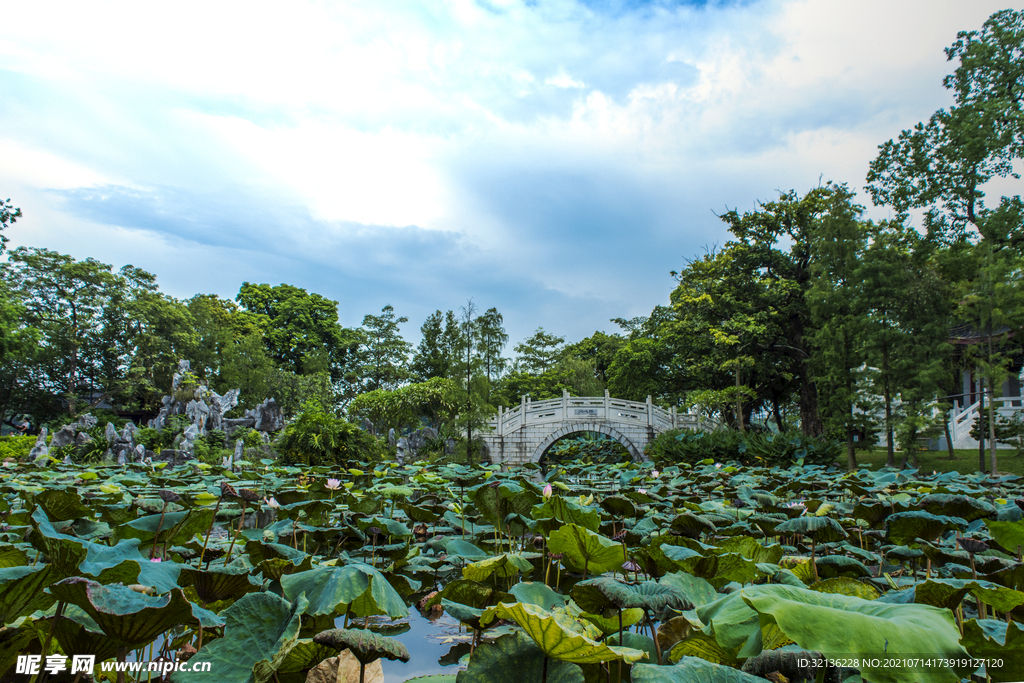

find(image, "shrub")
[276,401,387,466]
[646,428,840,467]
[0,435,36,461]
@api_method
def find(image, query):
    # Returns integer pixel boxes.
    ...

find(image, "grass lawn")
[852,447,1024,477]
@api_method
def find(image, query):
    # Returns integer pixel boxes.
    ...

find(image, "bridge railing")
[488,390,715,436]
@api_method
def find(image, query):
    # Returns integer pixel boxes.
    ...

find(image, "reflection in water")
[365,609,468,682]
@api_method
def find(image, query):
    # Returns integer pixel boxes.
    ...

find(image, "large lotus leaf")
[0,625,36,679]
[443,539,489,560]
[667,631,740,666]
[669,512,716,539]
[548,524,626,576]
[281,562,407,618]
[607,631,658,663]
[399,501,440,523]
[660,572,718,608]
[885,511,965,545]
[48,577,223,648]
[656,615,698,653]
[358,516,412,538]
[442,599,485,629]
[533,497,601,533]
[510,581,568,610]
[649,537,720,577]
[694,592,760,651]
[313,628,410,664]
[986,519,1024,551]
[708,553,759,587]
[34,488,93,522]
[808,577,879,600]
[0,545,28,569]
[579,607,645,635]
[740,584,970,683]
[572,577,691,616]
[31,507,181,591]
[114,509,214,547]
[473,483,537,533]
[37,606,119,662]
[178,564,261,604]
[960,619,1024,683]
[0,564,56,622]
[918,494,996,522]
[600,495,638,519]
[274,637,337,677]
[480,601,647,665]
[632,657,767,683]
[423,579,507,610]
[245,540,310,564]
[455,632,584,683]
[774,516,847,543]
[462,553,534,582]
[715,537,783,565]
[442,510,491,535]
[814,555,870,578]
[172,592,308,683]
[914,578,1024,612]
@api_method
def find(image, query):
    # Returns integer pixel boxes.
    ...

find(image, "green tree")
[358,305,412,392]
[512,328,565,374]
[410,310,461,382]
[452,300,493,465]
[561,331,625,385]
[475,307,508,390]
[866,9,1024,249]
[236,282,358,380]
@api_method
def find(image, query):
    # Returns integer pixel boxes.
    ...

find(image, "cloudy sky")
[0,0,1010,348]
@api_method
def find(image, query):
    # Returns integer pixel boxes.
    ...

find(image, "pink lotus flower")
[325,478,342,490]
[543,484,553,499]
[150,558,162,562]
[651,470,660,478]
[638,488,647,495]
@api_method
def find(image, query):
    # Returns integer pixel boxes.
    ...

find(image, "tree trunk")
[989,336,998,476]
[884,384,894,468]
[799,373,823,436]
[979,377,987,473]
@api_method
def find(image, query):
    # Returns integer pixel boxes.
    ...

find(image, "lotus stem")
[198,497,223,566]
[223,504,247,566]
[541,655,549,683]
[151,501,168,559]
[34,600,64,683]
[618,609,623,682]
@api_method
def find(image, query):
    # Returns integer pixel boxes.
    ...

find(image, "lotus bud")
[543,484,553,499]
[265,496,280,509]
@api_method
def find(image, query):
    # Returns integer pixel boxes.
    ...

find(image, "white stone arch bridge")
[480,390,716,465]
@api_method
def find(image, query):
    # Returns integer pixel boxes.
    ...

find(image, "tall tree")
[358,304,412,392]
[512,328,565,374]
[452,300,492,465]
[475,307,509,390]
[410,310,461,382]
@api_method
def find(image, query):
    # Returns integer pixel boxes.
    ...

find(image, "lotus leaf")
[480,601,647,665]
[462,553,534,582]
[959,619,1024,683]
[808,577,879,600]
[0,564,55,622]
[632,657,767,682]
[579,607,645,635]
[715,536,783,565]
[986,519,1024,552]
[571,577,691,616]
[914,578,1024,612]
[813,555,870,578]
[424,579,508,610]
[918,494,996,522]
[443,539,489,560]
[659,572,718,608]
[48,577,223,649]
[533,497,601,533]
[34,488,93,522]
[510,581,568,610]
[178,564,261,604]
[114,509,213,547]
[313,627,410,665]
[172,592,308,683]
[740,584,970,683]
[281,562,408,618]
[774,516,847,542]
[454,632,584,683]
[885,510,965,545]
[548,524,626,577]
[667,631,740,666]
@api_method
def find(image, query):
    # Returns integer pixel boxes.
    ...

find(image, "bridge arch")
[531,423,645,463]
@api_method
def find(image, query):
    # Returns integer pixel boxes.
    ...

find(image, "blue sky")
[0,0,1011,349]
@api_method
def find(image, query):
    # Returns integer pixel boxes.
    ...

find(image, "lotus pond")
[2,457,1024,683]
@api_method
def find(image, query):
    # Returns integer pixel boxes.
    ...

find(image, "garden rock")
[29,428,49,462]
[76,413,98,430]
[105,421,118,443]
[49,425,76,449]
[248,398,283,432]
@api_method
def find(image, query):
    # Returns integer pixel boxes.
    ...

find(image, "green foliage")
[545,435,629,465]
[276,401,386,466]
[347,377,458,434]
[0,434,35,461]
[646,429,840,467]
[358,304,413,392]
